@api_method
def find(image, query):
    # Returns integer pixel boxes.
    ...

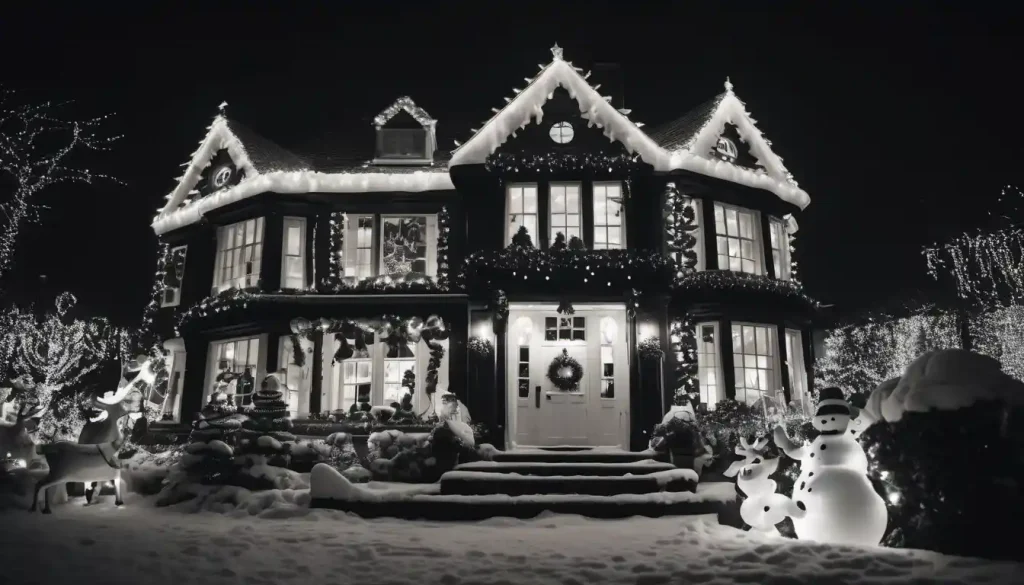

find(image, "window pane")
[510,189,522,213]
[726,209,738,235]
[286,225,301,256]
[715,205,726,233]
[523,186,538,211]
[566,188,579,212]
[738,213,752,239]
[551,191,565,213]
[518,379,530,398]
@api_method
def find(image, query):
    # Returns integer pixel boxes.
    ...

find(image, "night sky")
[1,2,1022,325]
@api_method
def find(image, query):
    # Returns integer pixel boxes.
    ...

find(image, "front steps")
[310,447,739,520]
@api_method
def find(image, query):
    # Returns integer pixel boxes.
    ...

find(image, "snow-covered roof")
[373,96,436,129]
[448,47,809,210]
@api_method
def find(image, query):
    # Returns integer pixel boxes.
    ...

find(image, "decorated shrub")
[650,415,704,454]
[366,418,483,483]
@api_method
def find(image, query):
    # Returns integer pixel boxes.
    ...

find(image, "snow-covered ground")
[1,490,1020,585]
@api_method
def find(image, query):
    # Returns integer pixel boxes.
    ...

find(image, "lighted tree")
[0,90,120,284]
[8,292,123,441]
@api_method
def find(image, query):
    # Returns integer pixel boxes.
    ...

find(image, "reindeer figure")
[723,436,803,535]
[0,398,43,471]
[30,380,135,514]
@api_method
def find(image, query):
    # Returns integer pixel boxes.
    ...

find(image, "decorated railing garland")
[673,270,819,308]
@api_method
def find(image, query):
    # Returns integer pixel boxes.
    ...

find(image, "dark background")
[1,1,1021,325]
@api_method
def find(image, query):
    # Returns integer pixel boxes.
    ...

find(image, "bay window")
[206,335,265,406]
[549,183,582,242]
[506,184,539,245]
[213,218,264,292]
[731,323,779,406]
[593,182,625,250]
[281,217,307,289]
[769,217,791,281]
[341,214,438,280]
[696,322,723,409]
[715,204,761,275]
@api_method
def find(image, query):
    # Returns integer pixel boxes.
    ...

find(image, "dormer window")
[373,97,437,164]
[378,128,428,159]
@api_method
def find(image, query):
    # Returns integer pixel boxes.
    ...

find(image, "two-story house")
[144,45,818,451]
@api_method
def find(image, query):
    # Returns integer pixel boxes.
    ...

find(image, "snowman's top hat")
[815,386,850,416]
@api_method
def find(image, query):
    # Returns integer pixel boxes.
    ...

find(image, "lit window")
[515,317,533,399]
[213,218,264,292]
[506,184,538,245]
[550,183,582,243]
[549,121,574,144]
[545,316,586,341]
[769,218,791,281]
[715,137,738,163]
[342,214,438,280]
[206,336,261,407]
[785,330,809,414]
[281,217,306,289]
[593,183,625,250]
[278,335,311,417]
[697,323,722,409]
[715,204,761,275]
[731,324,778,406]
[161,245,188,307]
[384,341,416,405]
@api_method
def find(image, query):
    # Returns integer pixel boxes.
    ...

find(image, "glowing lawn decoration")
[773,387,888,546]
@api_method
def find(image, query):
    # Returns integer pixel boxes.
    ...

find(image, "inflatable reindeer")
[0,396,43,472]
[30,360,141,514]
[724,436,804,535]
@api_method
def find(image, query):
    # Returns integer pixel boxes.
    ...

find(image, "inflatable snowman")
[774,387,887,546]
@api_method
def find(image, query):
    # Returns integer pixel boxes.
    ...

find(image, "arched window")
[549,121,574,144]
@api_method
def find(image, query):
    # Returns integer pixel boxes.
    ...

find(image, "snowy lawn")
[1,491,1021,585]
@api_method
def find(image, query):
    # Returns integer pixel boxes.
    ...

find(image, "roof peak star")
[550,43,564,60]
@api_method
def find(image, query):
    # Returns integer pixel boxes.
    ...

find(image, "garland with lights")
[320,212,345,290]
[669,316,698,406]
[139,242,171,350]
[663,182,699,277]
[436,206,451,290]
[546,348,584,391]
[673,270,820,310]
[484,151,639,174]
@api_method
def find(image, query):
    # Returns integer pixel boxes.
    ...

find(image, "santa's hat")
[815,387,850,416]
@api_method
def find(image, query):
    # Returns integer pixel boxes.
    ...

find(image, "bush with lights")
[859,401,1024,560]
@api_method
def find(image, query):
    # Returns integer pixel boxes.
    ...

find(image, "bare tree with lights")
[8,292,123,441]
[0,90,120,285]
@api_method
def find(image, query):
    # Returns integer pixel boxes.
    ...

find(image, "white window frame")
[785,329,810,414]
[696,321,723,409]
[204,334,267,407]
[278,335,312,418]
[593,182,626,250]
[549,182,582,244]
[769,218,791,281]
[730,322,780,406]
[506,183,539,245]
[281,217,307,290]
[161,245,188,308]
[715,203,762,275]
[549,121,575,144]
[212,217,265,293]
[327,333,432,413]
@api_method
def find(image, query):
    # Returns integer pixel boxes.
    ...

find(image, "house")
[143,45,819,451]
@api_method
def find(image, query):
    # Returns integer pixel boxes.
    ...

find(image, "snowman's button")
[764,506,770,512]
[808,472,814,476]
[810,453,815,458]
[807,488,812,492]
[796,501,806,511]
[821,444,827,450]
[799,481,805,490]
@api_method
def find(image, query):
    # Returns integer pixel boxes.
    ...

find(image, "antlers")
[736,436,769,459]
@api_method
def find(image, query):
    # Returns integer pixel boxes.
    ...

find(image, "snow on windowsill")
[152,169,454,236]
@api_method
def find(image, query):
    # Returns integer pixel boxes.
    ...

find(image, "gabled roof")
[373,96,436,129]
[449,44,662,168]
[449,47,809,209]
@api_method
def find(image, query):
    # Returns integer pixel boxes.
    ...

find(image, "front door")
[507,304,630,448]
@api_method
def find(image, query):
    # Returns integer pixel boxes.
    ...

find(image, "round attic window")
[549,121,574,144]
[210,165,234,189]
[715,137,738,163]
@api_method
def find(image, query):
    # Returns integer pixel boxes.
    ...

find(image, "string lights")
[669,316,698,406]
[663,182,699,278]
[436,206,451,291]
[484,151,638,174]
[0,91,121,283]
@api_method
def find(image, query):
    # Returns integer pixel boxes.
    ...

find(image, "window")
[731,324,778,406]
[281,217,307,289]
[342,214,438,280]
[517,346,531,398]
[696,322,722,409]
[715,204,761,275]
[161,245,188,307]
[785,329,809,414]
[545,316,586,341]
[384,342,416,405]
[593,183,625,250]
[550,183,582,242]
[213,218,264,292]
[155,349,186,422]
[378,128,427,159]
[278,335,312,417]
[207,336,262,406]
[600,317,617,399]
[769,218,791,281]
[549,121,574,144]
[506,184,538,245]
[331,327,374,413]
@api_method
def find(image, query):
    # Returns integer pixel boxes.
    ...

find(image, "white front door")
[507,304,630,448]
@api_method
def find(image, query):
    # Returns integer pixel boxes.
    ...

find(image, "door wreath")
[547,348,584,391]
